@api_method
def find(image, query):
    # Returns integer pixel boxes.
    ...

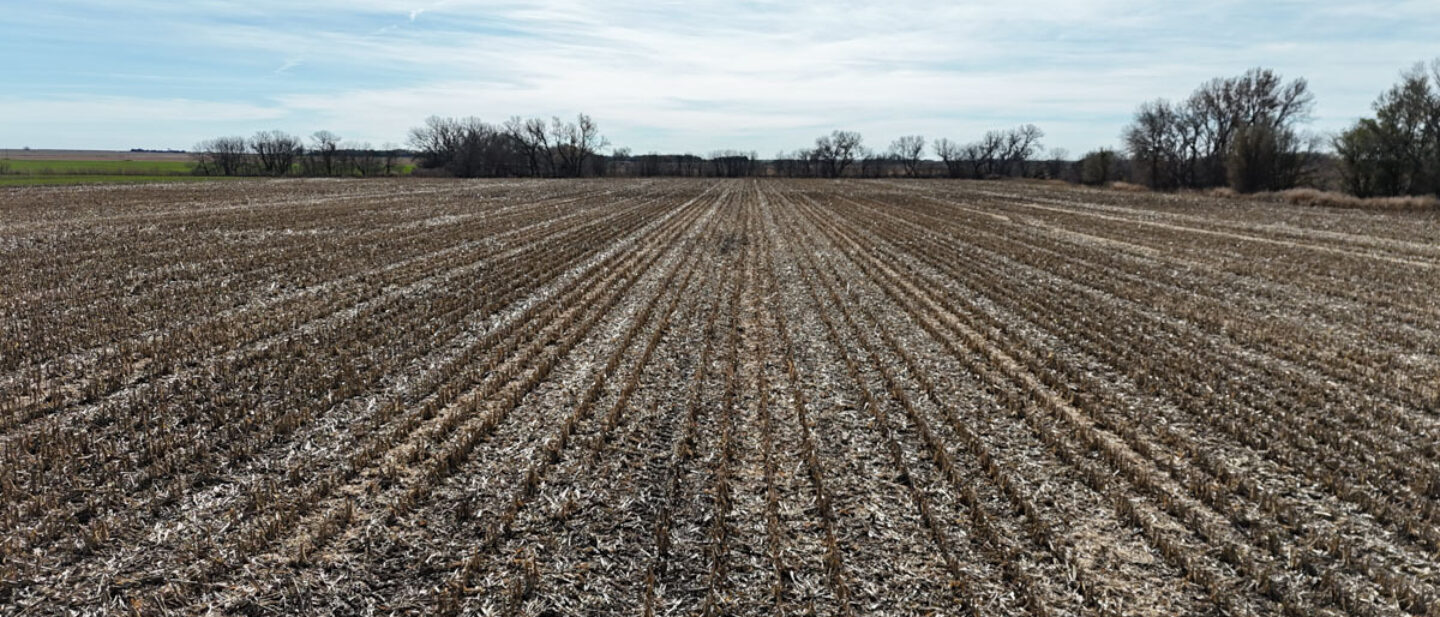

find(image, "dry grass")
[1197,185,1440,211]
[1109,181,1150,192]
[1020,178,1072,188]
[1090,181,1439,212]
[3,178,1437,616]
[1263,187,1440,211]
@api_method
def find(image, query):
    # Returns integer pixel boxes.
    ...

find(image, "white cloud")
[5,1,1440,152]
[274,58,303,74]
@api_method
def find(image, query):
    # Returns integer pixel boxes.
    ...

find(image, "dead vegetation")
[1263,187,1440,211]
[1108,180,1151,192]
[1200,185,1440,211]
[2,177,1437,616]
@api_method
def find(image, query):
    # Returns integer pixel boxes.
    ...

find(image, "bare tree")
[505,116,553,177]
[636,152,664,177]
[773,150,802,177]
[1122,100,1194,189]
[251,131,303,176]
[813,130,863,178]
[343,142,384,177]
[997,124,1044,177]
[558,114,608,177]
[677,153,702,177]
[463,119,520,177]
[889,135,926,177]
[801,149,822,177]
[381,143,402,176]
[192,136,249,176]
[408,116,460,170]
[709,150,756,177]
[550,117,579,177]
[1123,68,1314,191]
[308,130,341,176]
[959,139,990,178]
[933,138,963,178]
[858,148,886,178]
[1188,68,1315,187]
[409,116,522,177]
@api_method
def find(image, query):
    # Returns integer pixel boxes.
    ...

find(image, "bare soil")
[2,178,1437,616]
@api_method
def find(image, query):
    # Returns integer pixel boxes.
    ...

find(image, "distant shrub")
[1226,124,1311,193]
[0,160,9,175]
[1079,149,1118,185]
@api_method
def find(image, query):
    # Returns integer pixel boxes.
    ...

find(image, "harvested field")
[0,150,196,163]
[2,178,1439,616]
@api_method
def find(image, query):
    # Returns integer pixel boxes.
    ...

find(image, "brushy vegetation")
[1200,185,1439,210]
[1263,187,1439,211]
[1109,181,1150,192]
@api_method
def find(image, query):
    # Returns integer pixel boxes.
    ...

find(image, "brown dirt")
[1,178,1437,616]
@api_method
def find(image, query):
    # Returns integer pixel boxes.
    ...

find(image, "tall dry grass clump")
[1266,188,1438,211]
[1109,181,1150,192]
[1200,185,1439,211]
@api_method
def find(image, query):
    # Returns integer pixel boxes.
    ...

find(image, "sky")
[3,1,1438,157]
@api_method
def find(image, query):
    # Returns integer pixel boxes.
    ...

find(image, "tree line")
[1116,68,1318,193]
[616,150,761,177]
[406,114,610,178]
[768,125,1050,179]
[1334,60,1440,198]
[193,131,404,177]
[1110,61,1440,198]
[191,58,1439,200]
[194,117,1056,181]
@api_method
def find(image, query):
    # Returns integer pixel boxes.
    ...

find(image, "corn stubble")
[2,178,1438,616]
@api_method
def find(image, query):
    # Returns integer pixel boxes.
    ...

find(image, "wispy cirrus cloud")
[3,1,1438,153]
[274,58,303,75]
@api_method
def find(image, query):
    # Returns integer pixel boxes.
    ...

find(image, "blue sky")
[3,1,1438,156]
